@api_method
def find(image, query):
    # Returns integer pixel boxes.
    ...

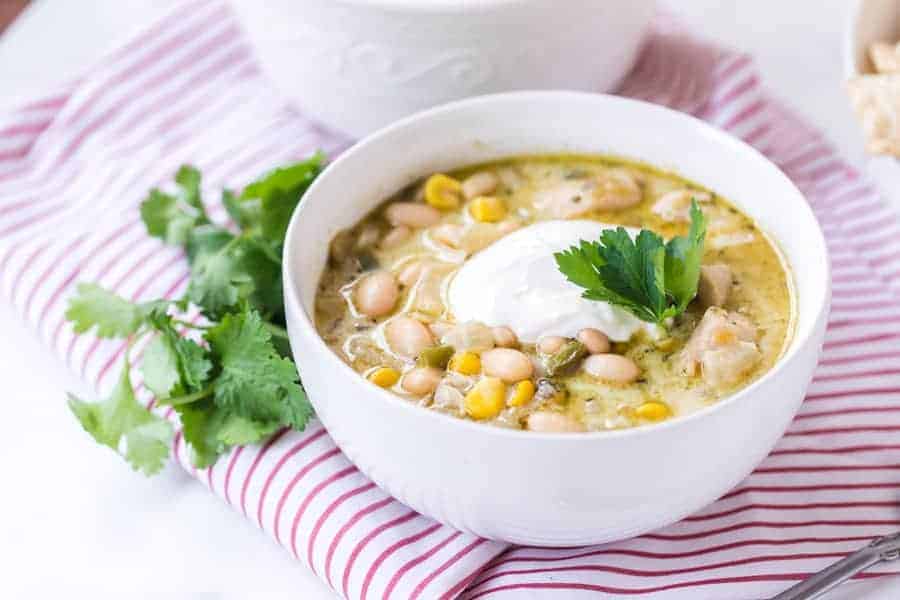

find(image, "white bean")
[354,271,399,317]
[401,367,442,395]
[538,336,567,355]
[582,354,640,383]
[577,328,610,354]
[491,326,518,348]
[385,316,434,359]
[481,348,533,383]
[380,225,411,249]
[385,202,441,228]
[527,412,586,433]
[462,171,499,199]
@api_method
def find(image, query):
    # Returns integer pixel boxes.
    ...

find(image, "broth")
[314,155,794,432]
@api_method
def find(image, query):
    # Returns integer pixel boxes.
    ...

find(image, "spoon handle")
[769,532,900,600]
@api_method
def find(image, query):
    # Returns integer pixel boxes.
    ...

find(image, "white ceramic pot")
[230,0,656,137]
[283,92,830,546]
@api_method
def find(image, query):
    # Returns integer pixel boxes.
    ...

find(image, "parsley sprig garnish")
[554,200,707,326]
[66,155,324,474]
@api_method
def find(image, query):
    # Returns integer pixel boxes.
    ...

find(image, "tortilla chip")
[870,42,900,74]
[848,74,900,156]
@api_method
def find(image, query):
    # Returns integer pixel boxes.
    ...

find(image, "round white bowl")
[283,91,831,546]
[230,0,656,137]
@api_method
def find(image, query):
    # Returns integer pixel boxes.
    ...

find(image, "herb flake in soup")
[314,155,795,432]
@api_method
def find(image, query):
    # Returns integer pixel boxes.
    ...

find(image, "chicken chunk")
[534,180,601,219]
[651,189,711,222]
[534,170,641,219]
[592,169,643,211]
[698,264,732,307]
[709,230,756,249]
[678,307,760,386]
[701,341,761,387]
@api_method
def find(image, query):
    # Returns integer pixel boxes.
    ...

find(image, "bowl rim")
[283,90,831,442]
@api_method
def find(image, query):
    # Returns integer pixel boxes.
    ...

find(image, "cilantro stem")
[263,321,289,339]
[221,235,243,254]
[172,318,210,330]
[161,386,213,406]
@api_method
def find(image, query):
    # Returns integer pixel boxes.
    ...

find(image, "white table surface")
[1,1,897,599]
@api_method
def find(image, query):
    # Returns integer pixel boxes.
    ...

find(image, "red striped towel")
[3,1,900,598]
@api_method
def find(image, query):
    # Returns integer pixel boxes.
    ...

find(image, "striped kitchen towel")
[3,1,900,598]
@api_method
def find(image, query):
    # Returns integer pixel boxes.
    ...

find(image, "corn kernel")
[368,367,400,388]
[424,173,462,210]
[464,377,506,420]
[449,351,481,375]
[710,328,737,347]
[509,380,535,407]
[635,401,672,421]
[468,196,507,222]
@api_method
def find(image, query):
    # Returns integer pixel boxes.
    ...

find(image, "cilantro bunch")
[66,155,324,475]
[555,201,707,326]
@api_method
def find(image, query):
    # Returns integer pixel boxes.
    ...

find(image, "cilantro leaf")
[174,165,205,217]
[124,420,174,475]
[186,232,282,321]
[664,201,707,314]
[65,283,166,338]
[175,400,222,468]
[282,384,314,431]
[141,315,212,400]
[142,336,182,399]
[216,415,282,446]
[554,240,606,292]
[171,336,212,393]
[140,191,199,246]
[186,248,252,320]
[184,224,233,266]
[176,400,282,468]
[555,200,707,326]
[140,165,208,246]
[176,399,226,468]
[206,308,311,429]
[67,158,323,475]
[221,189,246,229]
[229,154,325,244]
[68,365,174,475]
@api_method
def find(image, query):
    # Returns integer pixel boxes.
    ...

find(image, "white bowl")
[843,0,900,78]
[283,91,830,546]
[229,0,656,137]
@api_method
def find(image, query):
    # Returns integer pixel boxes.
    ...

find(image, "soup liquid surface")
[314,155,794,431]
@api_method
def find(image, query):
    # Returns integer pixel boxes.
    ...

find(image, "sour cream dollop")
[447,220,652,343]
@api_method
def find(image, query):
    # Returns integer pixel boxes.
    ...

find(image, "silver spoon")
[768,532,900,599]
